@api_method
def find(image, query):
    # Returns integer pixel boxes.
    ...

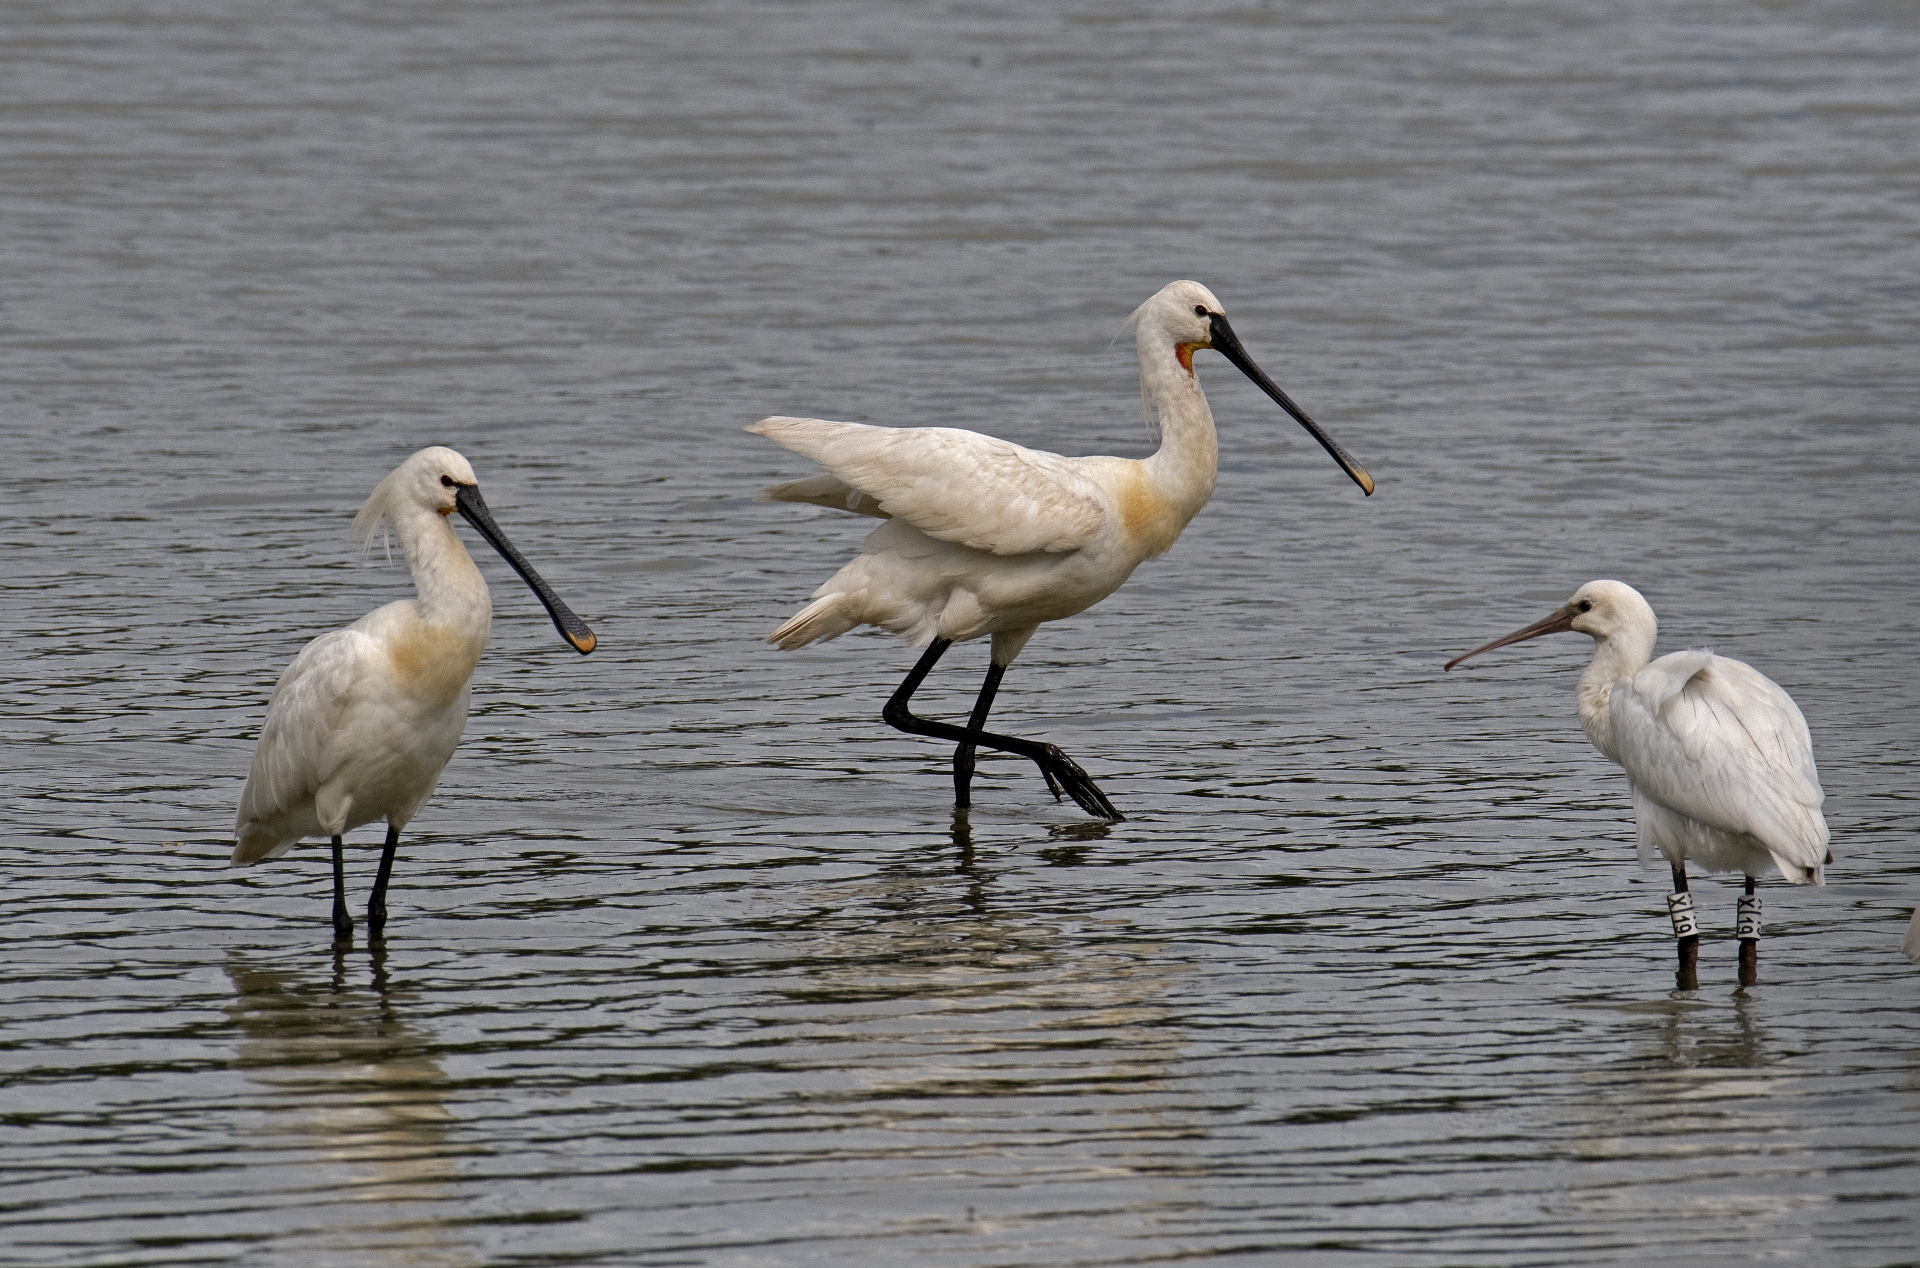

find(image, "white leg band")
[1667,891,1699,939]
[1736,893,1761,941]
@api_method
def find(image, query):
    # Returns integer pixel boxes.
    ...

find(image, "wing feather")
[757,472,891,519]
[748,417,1107,556]
[232,628,375,862]
[1609,650,1827,873]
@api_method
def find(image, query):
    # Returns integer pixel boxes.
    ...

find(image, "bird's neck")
[1138,332,1220,520]
[1576,628,1655,762]
[395,506,492,643]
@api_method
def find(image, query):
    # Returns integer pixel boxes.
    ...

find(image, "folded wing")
[233,628,373,864]
[748,417,1108,556]
[1610,650,1827,881]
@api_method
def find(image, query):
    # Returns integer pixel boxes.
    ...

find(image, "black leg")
[368,823,401,939]
[953,660,1007,808]
[1670,862,1698,991]
[330,835,353,946]
[883,639,1122,820]
[1737,874,1759,987]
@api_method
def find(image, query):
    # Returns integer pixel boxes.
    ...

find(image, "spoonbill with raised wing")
[1446,580,1827,987]
[233,446,596,944]
[750,280,1373,820]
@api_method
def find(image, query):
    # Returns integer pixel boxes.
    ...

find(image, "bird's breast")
[1112,465,1187,559]
[386,623,485,713]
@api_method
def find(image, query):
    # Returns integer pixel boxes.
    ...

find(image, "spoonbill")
[749,280,1373,820]
[1445,580,1828,988]
[232,446,596,944]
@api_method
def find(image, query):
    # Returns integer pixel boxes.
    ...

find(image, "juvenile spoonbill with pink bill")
[1446,580,1829,988]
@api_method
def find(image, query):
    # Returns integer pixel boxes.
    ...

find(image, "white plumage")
[754,420,1111,556]
[236,622,473,864]
[1448,579,1828,884]
[1610,648,1826,882]
[750,281,1373,818]
[748,418,1133,659]
[233,446,594,942]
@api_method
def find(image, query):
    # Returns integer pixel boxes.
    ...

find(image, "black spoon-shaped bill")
[1206,311,1374,496]
[453,484,597,654]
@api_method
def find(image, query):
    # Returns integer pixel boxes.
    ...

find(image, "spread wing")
[755,472,891,520]
[1609,649,1827,874]
[232,628,374,863]
[748,416,1108,556]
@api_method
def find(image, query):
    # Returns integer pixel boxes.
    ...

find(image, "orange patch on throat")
[1174,342,1201,373]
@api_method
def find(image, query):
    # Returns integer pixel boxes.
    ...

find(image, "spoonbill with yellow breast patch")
[233,446,596,944]
[750,280,1373,820]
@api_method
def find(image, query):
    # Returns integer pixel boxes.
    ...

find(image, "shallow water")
[4,1,1919,1264]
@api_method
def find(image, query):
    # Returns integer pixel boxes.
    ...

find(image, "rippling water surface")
[4,2,1919,1264]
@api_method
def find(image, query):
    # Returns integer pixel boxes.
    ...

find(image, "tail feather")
[231,830,299,866]
[1769,851,1821,885]
[769,593,860,650]
[1766,802,1829,885]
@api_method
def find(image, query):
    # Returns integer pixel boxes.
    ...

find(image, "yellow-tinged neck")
[1137,326,1220,541]
[393,504,493,646]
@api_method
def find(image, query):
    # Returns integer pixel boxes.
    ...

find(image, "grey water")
[4,1,1918,1264]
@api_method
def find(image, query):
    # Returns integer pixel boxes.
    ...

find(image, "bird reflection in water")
[1566,994,1804,1205]
[221,950,477,1266]
[1039,818,1114,868]
[784,809,1193,1188]
[1552,992,1833,1254]
[945,810,1115,893]
[948,809,988,916]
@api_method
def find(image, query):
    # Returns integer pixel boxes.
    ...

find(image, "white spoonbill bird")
[1446,580,1828,988]
[750,280,1373,820]
[233,446,596,944]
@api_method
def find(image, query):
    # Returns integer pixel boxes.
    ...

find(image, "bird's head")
[352,446,597,655]
[1127,280,1374,496]
[1565,580,1655,640]
[354,446,477,545]
[1445,580,1657,670]
[415,446,481,516]
[1129,280,1228,368]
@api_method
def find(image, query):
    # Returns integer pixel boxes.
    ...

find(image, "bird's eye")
[1577,600,1592,612]
[1194,305,1209,317]
[440,475,455,487]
